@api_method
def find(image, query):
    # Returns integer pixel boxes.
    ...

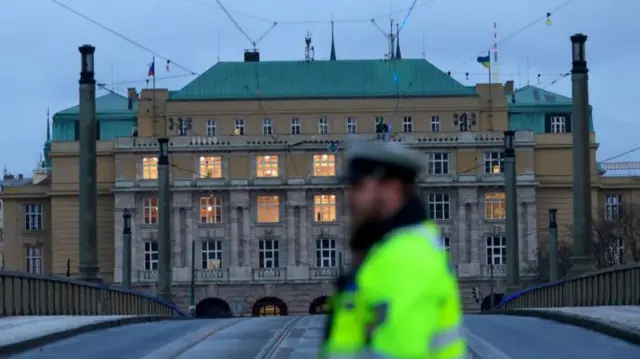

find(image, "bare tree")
[524,239,573,283]
[592,203,640,267]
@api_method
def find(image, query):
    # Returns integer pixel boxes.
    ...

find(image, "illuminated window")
[143,197,158,224]
[202,240,222,269]
[485,192,506,220]
[200,196,223,224]
[313,154,335,177]
[142,157,158,179]
[144,242,158,270]
[483,152,504,174]
[314,194,337,222]
[199,156,222,178]
[257,196,279,223]
[257,155,279,177]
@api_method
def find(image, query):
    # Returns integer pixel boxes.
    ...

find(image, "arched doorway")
[309,296,329,315]
[195,298,232,318]
[252,297,288,317]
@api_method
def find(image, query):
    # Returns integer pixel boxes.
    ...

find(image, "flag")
[148,58,155,77]
[165,59,171,72]
[546,12,552,26]
[477,55,490,69]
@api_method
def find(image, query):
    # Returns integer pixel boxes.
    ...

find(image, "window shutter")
[544,114,551,133]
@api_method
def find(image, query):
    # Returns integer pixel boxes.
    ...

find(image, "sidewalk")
[495,306,640,345]
[0,315,170,357]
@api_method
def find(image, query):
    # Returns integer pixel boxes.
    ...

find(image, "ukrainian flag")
[477,55,491,69]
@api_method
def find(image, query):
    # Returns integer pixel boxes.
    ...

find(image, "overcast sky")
[1,0,638,174]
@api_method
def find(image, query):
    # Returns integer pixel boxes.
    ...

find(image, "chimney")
[504,80,514,94]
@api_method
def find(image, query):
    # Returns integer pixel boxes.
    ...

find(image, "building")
[1,47,638,315]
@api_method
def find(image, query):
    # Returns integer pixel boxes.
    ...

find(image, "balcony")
[310,267,339,279]
[252,268,286,282]
[196,268,228,282]
[482,264,506,277]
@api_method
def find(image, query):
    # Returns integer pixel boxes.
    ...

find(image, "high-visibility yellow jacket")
[322,222,466,359]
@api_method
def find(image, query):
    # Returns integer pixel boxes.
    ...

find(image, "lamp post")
[548,209,559,281]
[569,33,595,275]
[78,45,100,283]
[157,138,173,303]
[504,130,520,293]
[122,209,132,288]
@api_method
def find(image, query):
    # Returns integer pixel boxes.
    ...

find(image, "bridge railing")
[0,271,185,316]
[497,262,640,309]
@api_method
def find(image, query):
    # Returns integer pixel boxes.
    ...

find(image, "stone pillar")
[230,207,239,267]
[242,207,251,266]
[456,203,468,263]
[470,203,481,263]
[299,205,309,266]
[287,205,296,265]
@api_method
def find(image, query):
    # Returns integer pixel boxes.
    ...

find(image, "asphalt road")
[8,315,640,358]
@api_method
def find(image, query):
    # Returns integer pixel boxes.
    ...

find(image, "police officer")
[322,141,467,359]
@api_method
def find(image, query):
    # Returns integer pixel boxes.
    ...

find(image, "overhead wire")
[51,0,198,75]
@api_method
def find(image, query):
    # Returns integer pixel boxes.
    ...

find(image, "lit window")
[202,240,222,269]
[483,152,504,174]
[314,194,337,222]
[25,246,43,274]
[484,192,506,220]
[25,204,43,231]
[142,157,158,179]
[257,196,279,223]
[486,236,506,265]
[144,242,158,270]
[143,197,158,224]
[200,196,223,224]
[257,155,279,177]
[313,154,335,177]
[259,239,280,268]
[199,156,222,178]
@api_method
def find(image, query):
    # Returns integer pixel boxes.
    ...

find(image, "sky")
[1,0,639,175]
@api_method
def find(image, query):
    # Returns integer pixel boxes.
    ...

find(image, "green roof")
[170,59,476,100]
[54,92,137,120]
[508,85,572,107]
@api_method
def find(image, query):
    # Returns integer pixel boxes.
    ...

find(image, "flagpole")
[487,50,494,131]
[152,56,158,137]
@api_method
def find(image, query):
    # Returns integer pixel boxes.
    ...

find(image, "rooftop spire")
[330,14,336,61]
[395,23,402,60]
[46,106,51,142]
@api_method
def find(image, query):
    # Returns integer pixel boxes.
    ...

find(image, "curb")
[0,316,192,358]
[483,309,640,346]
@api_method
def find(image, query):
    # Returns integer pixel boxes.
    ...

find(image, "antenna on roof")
[215,0,278,62]
[370,18,396,60]
[304,32,315,62]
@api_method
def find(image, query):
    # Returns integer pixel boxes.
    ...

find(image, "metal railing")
[497,262,640,309]
[0,271,185,316]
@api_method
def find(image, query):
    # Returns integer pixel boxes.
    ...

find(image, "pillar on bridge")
[157,137,174,303]
[569,33,596,276]
[77,45,101,283]
[503,130,520,293]
[122,209,133,288]
[548,209,559,281]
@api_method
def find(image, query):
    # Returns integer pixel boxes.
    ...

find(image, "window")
[143,197,158,224]
[441,236,450,255]
[144,242,158,270]
[202,240,222,269]
[291,118,301,135]
[605,195,622,221]
[142,157,158,179]
[206,119,216,136]
[427,153,449,174]
[485,192,506,220]
[200,196,223,224]
[257,196,279,223]
[318,117,329,135]
[550,116,566,133]
[483,152,504,174]
[199,156,222,178]
[25,246,43,274]
[486,236,506,265]
[314,194,337,222]
[403,116,413,133]
[262,118,273,135]
[313,154,336,177]
[346,117,357,134]
[24,204,43,231]
[259,239,279,268]
[256,155,279,177]
[431,116,440,132]
[428,193,450,220]
[315,238,337,267]
[234,119,244,135]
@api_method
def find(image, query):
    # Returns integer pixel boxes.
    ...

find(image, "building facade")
[1,57,633,315]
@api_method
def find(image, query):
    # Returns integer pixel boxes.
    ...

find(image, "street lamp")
[79,45,95,83]
[503,130,515,156]
[158,138,169,165]
[570,33,588,73]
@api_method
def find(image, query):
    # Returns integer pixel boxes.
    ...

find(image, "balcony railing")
[196,268,227,282]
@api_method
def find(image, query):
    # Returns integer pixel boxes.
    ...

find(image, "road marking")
[464,328,513,359]
[139,318,244,359]
[254,316,304,359]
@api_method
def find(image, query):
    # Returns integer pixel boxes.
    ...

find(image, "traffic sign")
[327,142,340,154]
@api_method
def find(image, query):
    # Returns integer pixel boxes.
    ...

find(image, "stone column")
[299,205,309,266]
[230,207,239,267]
[456,203,468,263]
[471,203,481,264]
[287,205,296,265]
[242,207,251,266]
